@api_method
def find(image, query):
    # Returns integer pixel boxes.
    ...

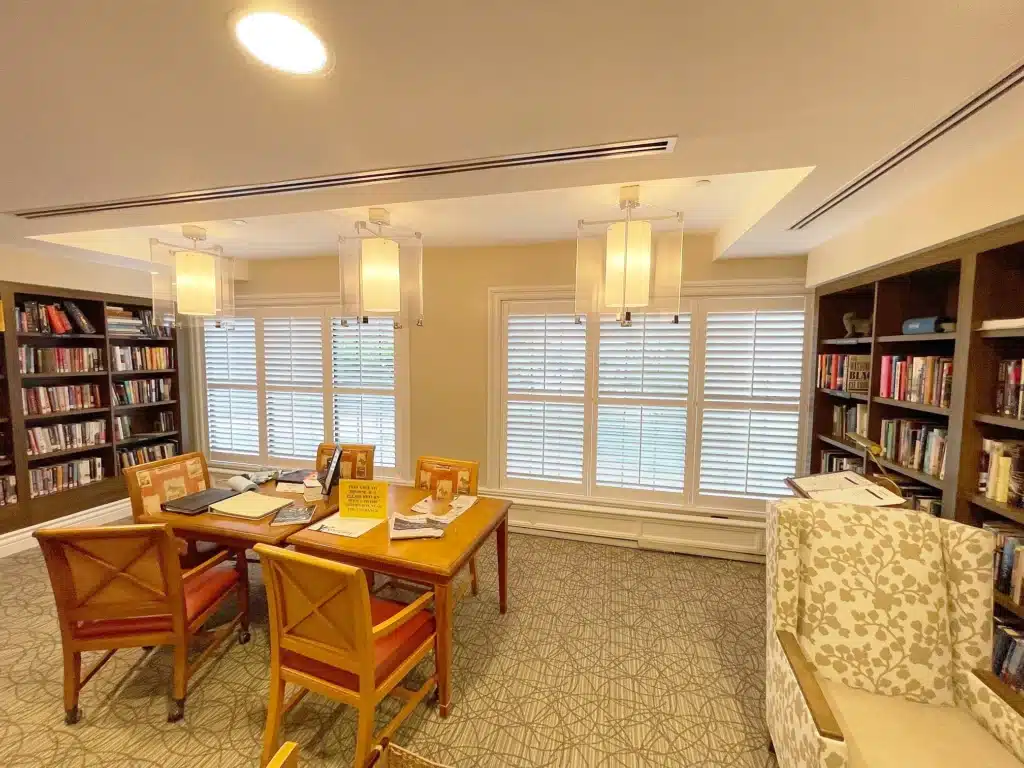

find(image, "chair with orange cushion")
[414,456,480,595]
[256,544,437,768]
[315,442,376,480]
[34,523,249,724]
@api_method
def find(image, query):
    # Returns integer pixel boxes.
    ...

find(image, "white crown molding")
[235,292,341,308]
[0,499,132,559]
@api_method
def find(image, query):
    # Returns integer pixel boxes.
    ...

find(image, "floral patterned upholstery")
[767,499,1021,768]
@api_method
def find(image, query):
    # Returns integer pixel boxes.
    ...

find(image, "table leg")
[434,582,453,717]
[497,515,508,614]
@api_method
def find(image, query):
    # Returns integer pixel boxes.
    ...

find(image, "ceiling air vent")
[10,137,677,220]
[790,63,1024,230]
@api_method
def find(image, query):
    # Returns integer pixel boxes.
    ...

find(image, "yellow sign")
[338,480,388,519]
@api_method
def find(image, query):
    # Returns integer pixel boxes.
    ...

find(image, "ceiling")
[2,1,1024,267]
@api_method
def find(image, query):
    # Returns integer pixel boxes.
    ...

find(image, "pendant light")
[149,226,235,327]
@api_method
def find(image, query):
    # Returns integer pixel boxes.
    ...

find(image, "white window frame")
[195,297,411,480]
[487,285,811,516]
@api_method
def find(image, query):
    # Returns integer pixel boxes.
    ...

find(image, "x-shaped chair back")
[259,544,375,689]
[36,524,185,634]
[315,443,376,480]
[414,456,479,496]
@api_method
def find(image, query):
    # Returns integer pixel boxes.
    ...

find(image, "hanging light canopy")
[149,225,235,328]
[575,185,684,327]
[339,208,424,328]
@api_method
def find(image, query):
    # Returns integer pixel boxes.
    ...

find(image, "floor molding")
[0,498,132,559]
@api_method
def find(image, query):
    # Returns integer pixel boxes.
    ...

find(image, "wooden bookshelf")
[876,333,956,343]
[816,433,866,456]
[0,283,184,534]
[818,387,869,402]
[872,397,951,417]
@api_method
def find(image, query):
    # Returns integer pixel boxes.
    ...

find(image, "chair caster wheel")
[238,628,251,645]
[167,698,186,722]
[65,706,81,725]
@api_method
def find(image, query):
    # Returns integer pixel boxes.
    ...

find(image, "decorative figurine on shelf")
[843,311,872,338]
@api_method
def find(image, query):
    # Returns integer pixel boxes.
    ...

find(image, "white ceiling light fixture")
[234,11,328,75]
[338,208,424,329]
[149,225,236,328]
[575,185,684,327]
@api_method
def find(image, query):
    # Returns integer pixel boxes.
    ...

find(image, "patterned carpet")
[0,533,775,768]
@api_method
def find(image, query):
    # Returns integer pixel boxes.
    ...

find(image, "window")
[201,307,407,475]
[493,291,807,513]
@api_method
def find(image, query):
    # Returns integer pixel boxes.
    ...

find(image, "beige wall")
[0,246,151,296]
[237,236,806,479]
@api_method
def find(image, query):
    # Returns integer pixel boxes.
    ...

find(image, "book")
[787,470,905,506]
[63,301,96,334]
[816,354,871,393]
[303,475,323,502]
[981,318,1024,331]
[270,502,317,527]
[208,491,290,519]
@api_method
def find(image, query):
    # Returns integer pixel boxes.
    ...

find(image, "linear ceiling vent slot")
[10,137,676,220]
[790,63,1024,230]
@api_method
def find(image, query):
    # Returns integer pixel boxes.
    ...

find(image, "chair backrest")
[414,456,479,498]
[315,443,375,480]
[123,452,212,522]
[255,543,376,690]
[34,524,185,638]
[768,499,993,707]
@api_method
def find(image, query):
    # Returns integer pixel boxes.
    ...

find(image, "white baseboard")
[0,499,132,559]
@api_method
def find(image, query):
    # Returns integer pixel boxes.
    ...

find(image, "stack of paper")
[303,475,323,502]
[789,471,905,507]
[410,494,477,523]
[311,513,382,538]
[209,491,291,519]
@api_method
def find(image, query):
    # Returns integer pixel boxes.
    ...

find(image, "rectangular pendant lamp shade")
[604,219,652,309]
[361,237,402,313]
[175,249,217,316]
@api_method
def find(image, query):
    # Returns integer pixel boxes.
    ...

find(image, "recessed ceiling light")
[695,179,712,187]
[232,219,247,225]
[234,12,328,75]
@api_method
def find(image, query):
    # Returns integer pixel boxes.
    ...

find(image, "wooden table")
[137,483,338,548]
[286,484,511,717]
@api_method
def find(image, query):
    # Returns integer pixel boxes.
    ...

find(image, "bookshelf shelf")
[821,337,872,346]
[876,333,956,342]
[114,430,179,447]
[27,475,123,504]
[872,396,950,417]
[816,433,866,456]
[20,371,108,380]
[818,388,869,402]
[24,407,109,422]
[975,413,1024,430]
[0,459,12,469]
[16,332,105,340]
[970,495,1024,526]
[113,400,177,412]
[107,335,175,343]
[27,443,112,462]
[994,591,1024,620]
[874,456,944,490]
[978,328,1024,339]
[110,368,176,377]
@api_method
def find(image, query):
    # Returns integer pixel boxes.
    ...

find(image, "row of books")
[112,378,173,406]
[879,418,947,478]
[29,458,104,498]
[816,354,870,394]
[978,439,1024,506]
[113,411,176,441]
[110,345,174,372]
[994,617,1024,692]
[989,520,1024,599]
[820,451,863,473]
[117,441,178,469]
[832,404,868,440]
[878,355,953,408]
[22,384,103,415]
[18,346,103,374]
[106,306,171,338]
[890,475,942,515]
[27,420,107,456]
[15,300,95,335]
[0,475,17,506]
[996,359,1024,419]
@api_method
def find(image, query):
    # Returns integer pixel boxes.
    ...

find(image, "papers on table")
[788,470,905,507]
[275,482,306,494]
[390,514,446,539]
[311,513,383,538]
[303,475,324,502]
[410,494,477,523]
[209,491,291,519]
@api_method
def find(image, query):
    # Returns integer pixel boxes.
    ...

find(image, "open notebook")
[208,491,291,519]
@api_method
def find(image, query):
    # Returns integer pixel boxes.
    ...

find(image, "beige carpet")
[0,533,775,767]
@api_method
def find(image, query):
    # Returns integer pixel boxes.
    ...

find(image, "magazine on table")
[409,494,477,523]
[389,514,446,540]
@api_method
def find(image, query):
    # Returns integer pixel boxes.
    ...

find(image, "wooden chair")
[315,442,376,480]
[268,742,300,768]
[414,456,480,595]
[34,523,249,724]
[256,544,437,768]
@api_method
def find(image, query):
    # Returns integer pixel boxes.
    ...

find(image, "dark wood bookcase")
[0,282,183,535]
[808,219,1024,626]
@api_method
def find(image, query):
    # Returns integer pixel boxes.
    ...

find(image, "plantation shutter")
[697,306,806,501]
[264,316,325,460]
[204,318,259,456]
[596,314,690,494]
[504,312,586,485]
[331,318,397,468]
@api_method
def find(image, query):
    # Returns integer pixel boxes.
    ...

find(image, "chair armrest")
[371,592,435,640]
[182,549,232,581]
[266,741,299,768]
[974,669,1024,717]
[777,630,844,742]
